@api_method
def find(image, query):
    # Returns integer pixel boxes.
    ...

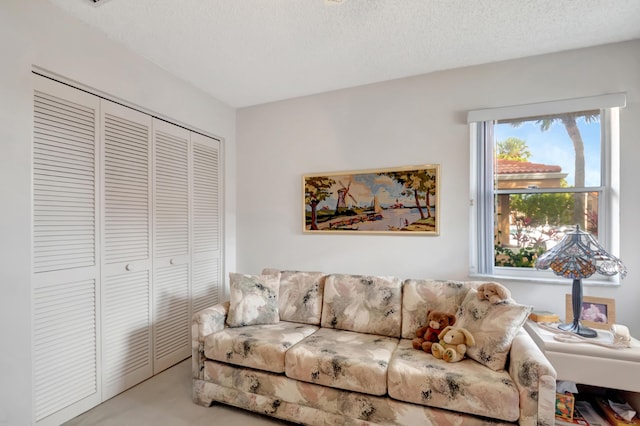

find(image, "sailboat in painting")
[367,196,383,221]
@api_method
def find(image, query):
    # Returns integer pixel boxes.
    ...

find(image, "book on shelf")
[556,392,576,421]
[574,401,608,426]
[529,310,560,322]
[594,397,640,426]
[555,405,590,425]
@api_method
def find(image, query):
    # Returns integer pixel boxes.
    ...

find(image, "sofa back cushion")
[320,274,402,338]
[279,271,326,325]
[227,273,280,327]
[401,279,478,339]
[262,269,326,325]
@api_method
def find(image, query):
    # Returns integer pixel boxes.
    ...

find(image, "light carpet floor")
[64,359,292,426]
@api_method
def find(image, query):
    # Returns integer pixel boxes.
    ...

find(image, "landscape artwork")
[303,165,439,235]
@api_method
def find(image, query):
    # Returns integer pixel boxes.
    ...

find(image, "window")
[468,94,625,281]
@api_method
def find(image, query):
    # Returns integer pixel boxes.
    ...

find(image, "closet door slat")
[103,109,151,264]
[154,129,189,258]
[102,270,152,400]
[154,264,190,361]
[33,90,97,274]
[33,279,98,422]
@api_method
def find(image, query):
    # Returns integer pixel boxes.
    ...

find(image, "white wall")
[0,1,236,424]
[237,40,640,336]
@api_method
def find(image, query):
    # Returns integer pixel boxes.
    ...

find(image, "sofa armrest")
[191,301,229,379]
[509,328,557,426]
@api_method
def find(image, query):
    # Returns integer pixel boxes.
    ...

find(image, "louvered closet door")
[32,76,102,425]
[101,101,153,400]
[152,119,191,373]
[191,132,222,313]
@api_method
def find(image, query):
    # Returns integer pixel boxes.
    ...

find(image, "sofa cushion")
[285,328,398,395]
[320,274,402,337]
[388,339,520,422]
[401,279,478,339]
[204,321,318,373]
[227,272,280,327]
[456,288,532,371]
[278,271,326,325]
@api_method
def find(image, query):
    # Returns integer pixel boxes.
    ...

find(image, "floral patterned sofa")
[192,270,556,425]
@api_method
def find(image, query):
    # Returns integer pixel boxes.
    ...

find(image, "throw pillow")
[456,287,532,371]
[227,272,280,327]
[262,268,326,325]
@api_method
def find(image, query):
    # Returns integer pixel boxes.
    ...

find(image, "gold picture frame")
[303,164,440,235]
[565,295,616,330]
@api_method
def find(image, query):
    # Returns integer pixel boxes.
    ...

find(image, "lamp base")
[558,321,597,338]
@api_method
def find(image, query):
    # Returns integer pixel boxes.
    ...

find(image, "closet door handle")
[125,263,135,271]
[169,258,176,265]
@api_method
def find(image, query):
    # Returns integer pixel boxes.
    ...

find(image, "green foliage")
[509,192,573,227]
[305,176,335,206]
[380,169,436,195]
[305,208,334,224]
[534,112,599,132]
[496,137,531,161]
[494,245,546,268]
[379,168,437,218]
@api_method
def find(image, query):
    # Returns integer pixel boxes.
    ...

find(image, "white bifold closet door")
[32,76,102,425]
[152,119,191,373]
[151,121,222,373]
[191,132,221,313]
[100,101,153,399]
[32,74,223,425]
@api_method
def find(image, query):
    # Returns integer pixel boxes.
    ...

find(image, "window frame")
[468,94,625,284]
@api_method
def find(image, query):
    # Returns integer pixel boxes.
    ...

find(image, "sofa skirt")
[194,361,513,426]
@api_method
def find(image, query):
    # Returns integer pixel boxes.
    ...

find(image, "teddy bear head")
[427,310,456,330]
[476,282,511,304]
[438,326,475,347]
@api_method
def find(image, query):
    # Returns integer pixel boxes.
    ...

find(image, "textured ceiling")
[46,0,640,108]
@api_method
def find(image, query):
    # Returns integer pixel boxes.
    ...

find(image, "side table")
[523,320,640,393]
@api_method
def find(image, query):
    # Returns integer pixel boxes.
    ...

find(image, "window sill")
[469,272,621,287]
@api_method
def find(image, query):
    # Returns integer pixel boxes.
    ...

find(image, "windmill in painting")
[335,180,357,212]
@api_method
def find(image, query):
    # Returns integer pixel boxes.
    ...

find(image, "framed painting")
[303,164,440,235]
[565,295,616,330]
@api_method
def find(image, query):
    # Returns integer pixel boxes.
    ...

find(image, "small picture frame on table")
[565,295,616,330]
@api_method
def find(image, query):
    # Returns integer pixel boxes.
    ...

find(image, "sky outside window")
[494,115,601,187]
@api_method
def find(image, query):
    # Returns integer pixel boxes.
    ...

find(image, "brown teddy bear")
[431,326,475,363]
[476,282,511,304]
[412,310,456,353]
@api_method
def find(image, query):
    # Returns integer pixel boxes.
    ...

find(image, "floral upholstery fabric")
[456,288,532,371]
[198,361,511,425]
[192,273,557,425]
[192,301,229,343]
[401,279,479,339]
[204,321,318,373]
[285,328,398,395]
[388,339,520,422]
[191,301,229,379]
[227,273,280,327]
[278,271,326,325]
[509,329,557,426]
[261,267,281,277]
[321,274,402,337]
